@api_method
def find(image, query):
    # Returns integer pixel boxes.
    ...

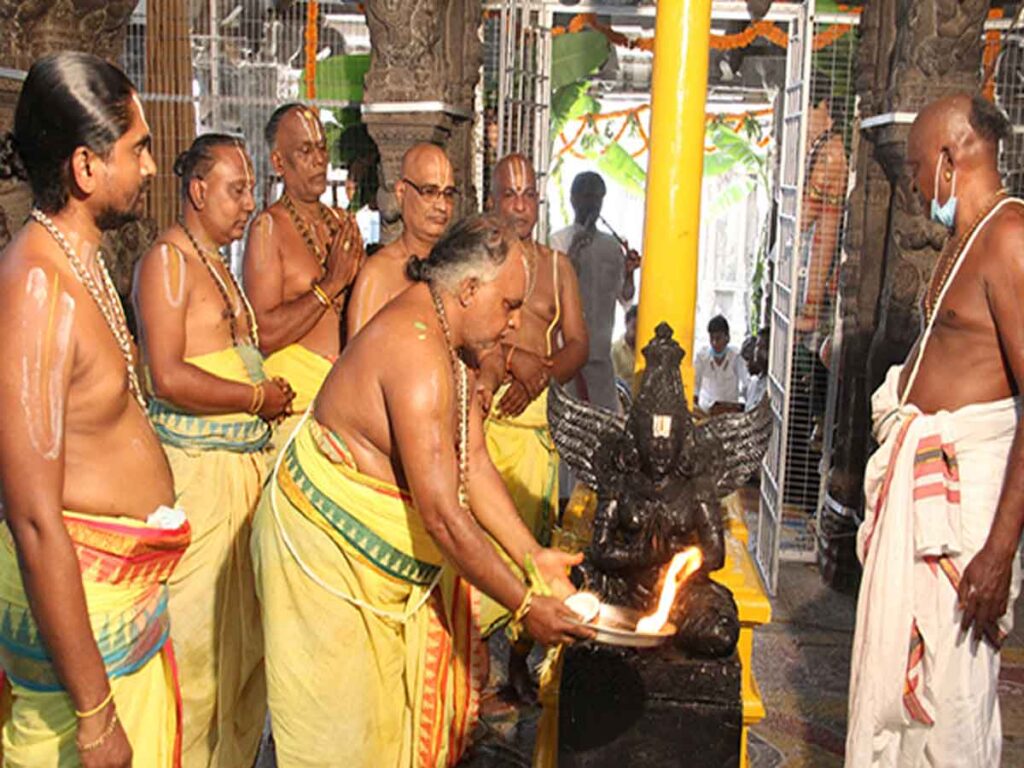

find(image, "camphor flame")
[635,547,704,634]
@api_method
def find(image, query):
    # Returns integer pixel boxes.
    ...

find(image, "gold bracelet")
[77,710,119,752]
[512,587,535,624]
[311,282,331,308]
[249,383,265,415]
[74,689,113,720]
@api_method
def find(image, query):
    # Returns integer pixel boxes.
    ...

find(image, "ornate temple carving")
[362,0,482,241]
[821,0,989,585]
[0,0,135,69]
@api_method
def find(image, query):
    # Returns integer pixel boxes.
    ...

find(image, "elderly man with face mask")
[346,142,459,338]
[847,94,1024,768]
[133,134,293,767]
[244,104,365,457]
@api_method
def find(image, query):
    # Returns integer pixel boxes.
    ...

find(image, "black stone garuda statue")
[548,322,771,657]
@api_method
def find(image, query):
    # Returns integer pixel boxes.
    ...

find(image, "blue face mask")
[930,154,957,229]
[711,347,728,360]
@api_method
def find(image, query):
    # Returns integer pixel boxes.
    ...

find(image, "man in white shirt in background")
[693,314,749,415]
[550,171,639,412]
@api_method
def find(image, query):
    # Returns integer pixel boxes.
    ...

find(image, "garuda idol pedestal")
[548,322,771,767]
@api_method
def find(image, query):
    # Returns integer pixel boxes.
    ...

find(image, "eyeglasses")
[402,178,460,204]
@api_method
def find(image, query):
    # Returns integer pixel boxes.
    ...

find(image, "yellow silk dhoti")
[0,510,190,767]
[485,386,559,545]
[480,385,559,635]
[150,346,269,768]
[262,343,335,461]
[251,418,487,768]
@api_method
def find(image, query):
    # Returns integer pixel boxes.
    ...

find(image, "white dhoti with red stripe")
[846,364,1023,767]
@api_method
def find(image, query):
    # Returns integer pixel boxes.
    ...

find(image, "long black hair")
[406,213,516,291]
[173,133,247,204]
[1,52,137,213]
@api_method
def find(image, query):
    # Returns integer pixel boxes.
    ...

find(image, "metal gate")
[496,0,553,237]
[810,10,1024,579]
[756,1,812,594]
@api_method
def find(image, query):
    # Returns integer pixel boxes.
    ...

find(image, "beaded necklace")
[281,192,340,270]
[30,209,146,409]
[178,219,260,348]
[924,187,1007,324]
[429,284,470,511]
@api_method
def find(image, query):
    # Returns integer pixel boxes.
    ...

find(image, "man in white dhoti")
[847,94,1024,767]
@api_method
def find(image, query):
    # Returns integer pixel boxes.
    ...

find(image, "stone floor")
[747,559,1024,768]
[256,559,1024,767]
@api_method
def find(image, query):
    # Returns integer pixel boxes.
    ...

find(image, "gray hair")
[406,213,524,292]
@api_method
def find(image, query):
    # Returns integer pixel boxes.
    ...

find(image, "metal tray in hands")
[567,596,676,649]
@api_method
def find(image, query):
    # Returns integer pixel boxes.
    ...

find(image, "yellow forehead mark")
[300,108,324,145]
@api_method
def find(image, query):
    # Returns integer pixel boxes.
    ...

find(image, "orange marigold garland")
[304,0,319,99]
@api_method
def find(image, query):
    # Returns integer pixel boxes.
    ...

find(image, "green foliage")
[315,107,362,168]
[704,119,769,190]
[593,142,646,198]
[550,80,602,140]
[299,54,370,103]
[550,30,611,91]
[813,0,865,12]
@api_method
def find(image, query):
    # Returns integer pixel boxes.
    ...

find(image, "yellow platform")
[712,492,771,768]
[558,485,771,768]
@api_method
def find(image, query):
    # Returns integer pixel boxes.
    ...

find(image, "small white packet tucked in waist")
[146,505,187,530]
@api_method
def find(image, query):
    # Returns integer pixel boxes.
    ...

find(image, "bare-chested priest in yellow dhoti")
[244,104,364,453]
[252,213,594,767]
[481,154,588,549]
[133,134,295,767]
[346,142,456,336]
[0,53,189,767]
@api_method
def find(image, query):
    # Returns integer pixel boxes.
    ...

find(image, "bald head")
[910,94,1009,167]
[494,154,536,188]
[492,153,539,239]
[400,142,452,180]
[906,93,1009,212]
[395,142,456,243]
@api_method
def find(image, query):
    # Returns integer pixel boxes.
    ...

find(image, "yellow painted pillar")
[635,0,713,398]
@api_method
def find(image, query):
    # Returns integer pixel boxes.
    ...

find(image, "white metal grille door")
[756,1,811,595]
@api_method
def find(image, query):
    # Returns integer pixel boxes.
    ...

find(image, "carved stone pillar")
[819,0,990,588]
[362,0,482,242]
[144,0,195,232]
[0,0,136,251]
